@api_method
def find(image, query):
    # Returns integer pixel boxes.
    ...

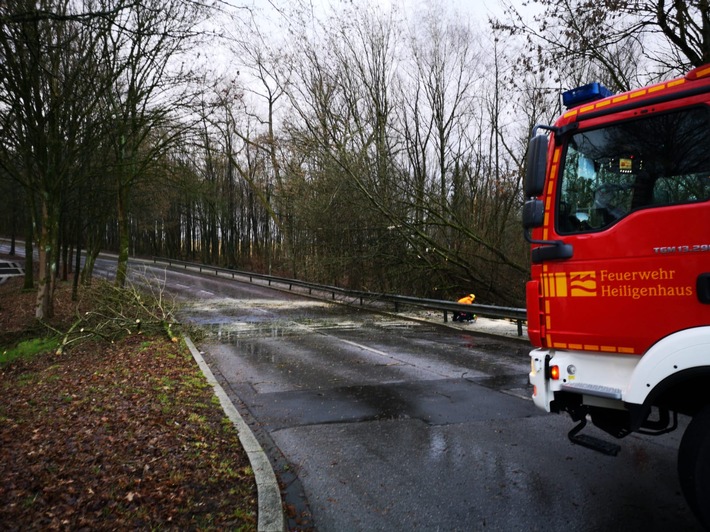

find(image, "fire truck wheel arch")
[625,326,710,406]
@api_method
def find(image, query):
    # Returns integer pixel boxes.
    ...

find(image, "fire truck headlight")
[550,365,560,380]
[567,364,576,375]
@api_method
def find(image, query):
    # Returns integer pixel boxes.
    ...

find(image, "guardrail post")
[517,320,523,337]
[394,302,399,312]
[443,311,448,323]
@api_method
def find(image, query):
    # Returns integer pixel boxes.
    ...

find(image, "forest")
[0,0,707,319]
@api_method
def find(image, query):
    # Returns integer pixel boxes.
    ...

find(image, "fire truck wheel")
[678,405,710,528]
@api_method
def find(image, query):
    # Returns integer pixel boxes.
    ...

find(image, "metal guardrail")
[152,257,528,336]
[0,242,526,334]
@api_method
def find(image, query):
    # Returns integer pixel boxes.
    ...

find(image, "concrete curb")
[184,337,285,532]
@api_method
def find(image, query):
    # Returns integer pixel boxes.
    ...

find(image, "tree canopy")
[1,0,707,314]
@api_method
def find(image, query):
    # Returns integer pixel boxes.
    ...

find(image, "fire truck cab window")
[557,107,710,234]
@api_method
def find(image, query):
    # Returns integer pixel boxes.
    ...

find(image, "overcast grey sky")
[243,0,512,25]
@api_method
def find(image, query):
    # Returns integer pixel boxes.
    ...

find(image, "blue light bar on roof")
[562,82,613,109]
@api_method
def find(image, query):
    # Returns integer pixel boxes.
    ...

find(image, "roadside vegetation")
[0,272,258,530]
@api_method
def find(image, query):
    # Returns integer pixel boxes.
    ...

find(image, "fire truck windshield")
[557,106,710,233]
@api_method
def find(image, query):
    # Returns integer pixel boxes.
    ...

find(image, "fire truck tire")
[678,405,710,528]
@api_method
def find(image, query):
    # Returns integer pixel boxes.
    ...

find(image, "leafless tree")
[497,0,709,91]
[0,0,127,318]
[102,0,210,288]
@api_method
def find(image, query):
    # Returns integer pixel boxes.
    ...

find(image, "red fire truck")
[524,63,710,527]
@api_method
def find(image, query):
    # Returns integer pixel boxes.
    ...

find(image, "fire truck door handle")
[697,274,710,304]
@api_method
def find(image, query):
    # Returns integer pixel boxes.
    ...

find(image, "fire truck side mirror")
[523,198,544,229]
[526,134,548,197]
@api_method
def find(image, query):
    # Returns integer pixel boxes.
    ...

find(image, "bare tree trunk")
[23,214,34,291]
[35,201,57,319]
[72,224,81,301]
[116,182,130,287]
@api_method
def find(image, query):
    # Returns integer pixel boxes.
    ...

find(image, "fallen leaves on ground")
[0,276,257,530]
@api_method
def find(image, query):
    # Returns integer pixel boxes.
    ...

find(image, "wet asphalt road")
[149,265,700,532]
[0,245,701,531]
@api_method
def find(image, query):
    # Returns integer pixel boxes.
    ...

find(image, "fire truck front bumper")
[529,348,639,413]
